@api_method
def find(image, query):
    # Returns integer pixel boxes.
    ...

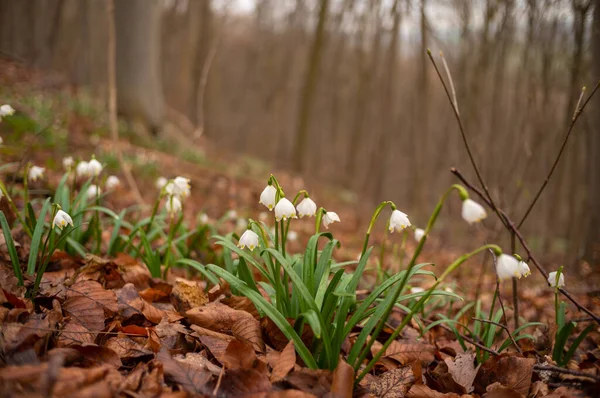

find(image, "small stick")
[472,317,521,354]
[534,364,600,382]
[213,365,225,396]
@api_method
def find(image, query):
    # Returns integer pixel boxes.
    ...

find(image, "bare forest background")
[0,0,599,268]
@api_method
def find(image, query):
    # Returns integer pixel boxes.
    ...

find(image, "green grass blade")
[26,198,51,275]
[0,211,23,285]
[176,259,220,286]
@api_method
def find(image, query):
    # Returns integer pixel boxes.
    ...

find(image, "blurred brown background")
[0,0,599,267]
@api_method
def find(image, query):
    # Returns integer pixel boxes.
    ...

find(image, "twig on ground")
[106,0,145,206]
[517,82,600,229]
[451,167,600,325]
[472,317,522,354]
[534,364,600,382]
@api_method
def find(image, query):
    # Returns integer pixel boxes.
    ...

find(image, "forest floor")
[0,58,599,397]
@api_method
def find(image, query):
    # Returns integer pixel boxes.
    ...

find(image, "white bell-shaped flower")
[52,210,74,230]
[28,166,45,182]
[414,228,425,242]
[62,156,74,170]
[88,158,103,177]
[389,209,411,233]
[238,229,259,250]
[165,176,191,199]
[87,184,101,199]
[199,213,209,224]
[410,287,425,294]
[165,195,182,216]
[0,136,3,145]
[322,211,340,229]
[106,175,120,190]
[548,271,565,288]
[462,199,487,224]
[518,260,531,278]
[76,161,90,178]
[296,197,317,218]
[0,104,15,117]
[496,254,528,281]
[274,198,297,221]
[156,177,168,190]
[259,185,277,211]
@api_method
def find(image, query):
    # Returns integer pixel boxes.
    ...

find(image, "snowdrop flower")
[389,209,411,233]
[52,210,73,230]
[236,218,248,230]
[322,211,340,229]
[106,175,120,190]
[238,229,259,250]
[287,230,298,242]
[165,195,182,216]
[76,161,90,178]
[86,184,101,199]
[0,104,15,117]
[199,213,209,224]
[296,197,317,218]
[410,287,425,294]
[496,254,529,281]
[62,156,74,170]
[166,176,191,199]
[0,136,3,145]
[87,158,103,177]
[274,198,297,221]
[461,199,487,224]
[414,228,425,242]
[548,271,565,288]
[28,166,45,181]
[259,185,277,210]
[156,176,168,190]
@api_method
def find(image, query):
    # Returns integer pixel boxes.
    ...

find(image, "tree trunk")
[115,0,164,135]
[584,0,600,267]
[292,0,329,173]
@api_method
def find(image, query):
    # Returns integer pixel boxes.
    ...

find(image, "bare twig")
[517,81,600,228]
[472,317,522,354]
[440,51,459,115]
[534,364,600,382]
[451,167,600,325]
[106,0,145,206]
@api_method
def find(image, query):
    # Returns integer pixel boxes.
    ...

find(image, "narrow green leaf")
[0,211,23,285]
[26,198,51,275]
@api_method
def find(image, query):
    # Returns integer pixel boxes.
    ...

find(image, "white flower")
[236,218,248,230]
[52,210,73,230]
[238,229,259,250]
[86,184,101,199]
[389,209,411,233]
[548,271,565,288]
[0,104,15,117]
[296,197,317,218]
[410,287,425,294]
[287,230,298,242]
[259,185,277,210]
[414,228,425,242]
[496,254,529,281]
[156,177,168,190]
[88,158,103,177]
[462,199,487,224]
[165,195,182,216]
[199,213,209,224]
[165,176,190,199]
[62,156,74,170]
[0,136,3,145]
[28,166,45,181]
[274,198,297,221]
[106,175,120,190]
[76,161,90,178]
[322,211,340,229]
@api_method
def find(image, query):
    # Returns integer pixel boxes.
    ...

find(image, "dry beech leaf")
[218,368,272,396]
[191,324,235,342]
[262,316,313,352]
[156,318,189,349]
[170,278,208,312]
[105,336,153,361]
[222,339,260,369]
[444,352,479,393]
[69,344,122,368]
[121,324,148,337]
[474,354,535,396]
[407,384,461,398]
[158,347,212,395]
[331,358,355,398]
[372,339,436,366]
[199,335,234,364]
[174,352,223,376]
[118,360,164,397]
[187,302,265,352]
[284,369,333,397]
[3,312,52,353]
[114,252,151,288]
[271,340,296,382]
[146,328,162,353]
[484,382,523,398]
[63,280,118,337]
[370,366,415,398]
[221,295,261,319]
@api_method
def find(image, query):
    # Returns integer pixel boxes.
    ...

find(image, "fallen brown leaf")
[370,366,415,398]
[444,352,479,394]
[105,336,153,362]
[372,339,436,366]
[474,354,535,396]
[271,340,296,382]
[222,339,262,369]
[407,384,462,397]
[483,382,523,398]
[331,358,355,398]
[222,294,261,319]
[218,368,272,396]
[158,347,212,395]
[283,368,333,396]
[171,278,208,312]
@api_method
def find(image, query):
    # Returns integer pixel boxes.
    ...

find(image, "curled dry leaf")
[158,347,212,395]
[187,302,265,352]
[371,339,436,366]
[407,384,461,397]
[370,366,415,398]
[105,336,153,362]
[170,278,208,312]
[218,368,272,396]
[444,352,480,394]
[271,340,296,382]
[221,295,260,320]
[331,358,355,398]
[199,335,234,365]
[283,368,333,397]
[174,352,223,376]
[474,354,535,396]
[66,280,119,314]
[113,252,151,288]
[222,339,262,370]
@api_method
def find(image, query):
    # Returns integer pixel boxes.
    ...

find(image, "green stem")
[356,244,502,383]
[23,163,30,210]
[0,180,32,237]
[315,208,325,234]
[163,215,177,279]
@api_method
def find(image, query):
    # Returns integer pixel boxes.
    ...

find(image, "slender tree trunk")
[292,0,329,173]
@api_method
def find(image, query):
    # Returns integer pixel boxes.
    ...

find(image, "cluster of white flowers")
[0,104,15,123]
[74,156,103,179]
[28,165,45,182]
[162,176,191,217]
[87,184,101,200]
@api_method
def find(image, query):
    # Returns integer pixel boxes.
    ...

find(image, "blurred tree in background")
[0,0,598,267]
